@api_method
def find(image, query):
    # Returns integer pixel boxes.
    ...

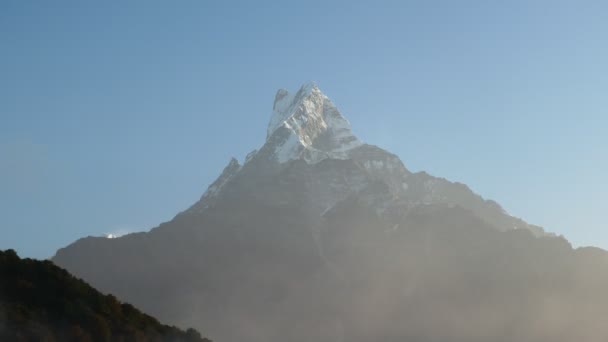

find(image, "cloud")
[104,225,145,239]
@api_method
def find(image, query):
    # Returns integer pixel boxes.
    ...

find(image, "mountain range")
[53,83,608,342]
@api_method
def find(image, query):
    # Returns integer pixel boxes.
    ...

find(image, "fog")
[53,172,608,342]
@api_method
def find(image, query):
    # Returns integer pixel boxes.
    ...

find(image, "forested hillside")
[0,249,211,342]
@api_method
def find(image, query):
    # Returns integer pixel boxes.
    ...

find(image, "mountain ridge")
[176,82,545,236]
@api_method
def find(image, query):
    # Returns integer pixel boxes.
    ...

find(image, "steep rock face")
[265,82,362,163]
[51,83,606,342]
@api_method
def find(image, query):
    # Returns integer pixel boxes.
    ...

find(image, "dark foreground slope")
[0,249,210,342]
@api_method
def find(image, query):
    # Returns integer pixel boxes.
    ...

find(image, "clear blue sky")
[1,1,607,259]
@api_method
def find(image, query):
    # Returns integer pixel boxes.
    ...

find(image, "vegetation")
[0,249,210,342]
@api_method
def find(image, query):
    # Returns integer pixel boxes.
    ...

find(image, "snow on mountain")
[262,82,362,164]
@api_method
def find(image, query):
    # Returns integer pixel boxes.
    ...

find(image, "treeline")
[0,249,211,342]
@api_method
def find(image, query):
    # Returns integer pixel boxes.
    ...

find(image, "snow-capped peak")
[265,82,362,164]
[267,82,317,139]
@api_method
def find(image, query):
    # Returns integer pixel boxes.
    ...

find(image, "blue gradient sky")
[1,1,607,259]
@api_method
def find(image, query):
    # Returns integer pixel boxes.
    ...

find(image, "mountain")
[181,82,544,235]
[0,249,210,342]
[53,83,608,342]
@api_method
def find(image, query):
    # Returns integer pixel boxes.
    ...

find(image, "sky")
[1,1,607,259]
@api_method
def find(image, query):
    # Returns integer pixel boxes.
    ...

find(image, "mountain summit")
[52,84,608,342]
[264,82,362,163]
[184,83,543,235]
